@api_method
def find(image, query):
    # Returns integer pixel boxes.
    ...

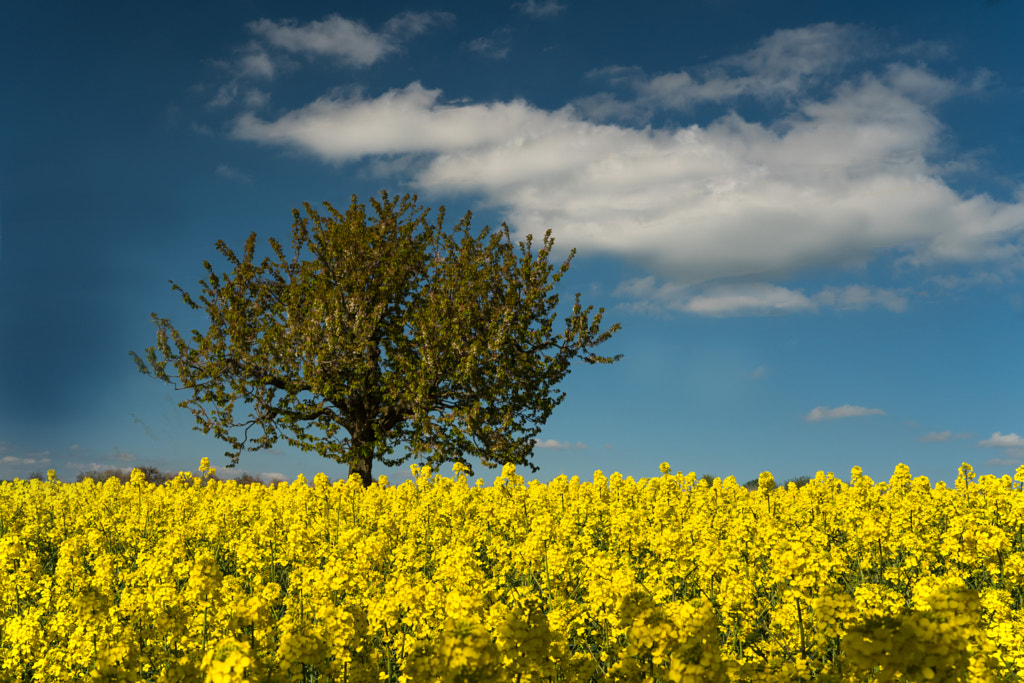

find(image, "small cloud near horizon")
[978,432,1024,448]
[918,430,972,442]
[806,405,885,422]
[2,454,52,466]
[534,438,588,449]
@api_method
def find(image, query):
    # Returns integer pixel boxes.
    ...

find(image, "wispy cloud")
[2,454,51,465]
[918,430,972,442]
[108,447,137,463]
[230,24,1024,307]
[207,43,281,108]
[467,36,511,60]
[613,278,907,317]
[248,11,453,67]
[233,44,276,79]
[534,438,588,449]
[514,0,565,18]
[216,164,253,183]
[606,23,866,112]
[208,12,453,108]
[806,405,885,422]
[749,365,768,380]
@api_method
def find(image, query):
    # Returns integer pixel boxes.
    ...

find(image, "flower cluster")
[1,458,1022,681]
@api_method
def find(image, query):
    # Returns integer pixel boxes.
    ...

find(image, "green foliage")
[132,191,621,486]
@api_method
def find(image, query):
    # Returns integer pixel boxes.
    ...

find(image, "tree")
[132,191,621,487]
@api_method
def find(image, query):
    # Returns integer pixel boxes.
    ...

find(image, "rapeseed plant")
[0,458,1022,681]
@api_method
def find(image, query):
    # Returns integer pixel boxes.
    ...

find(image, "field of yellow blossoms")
[1,458,1023,682]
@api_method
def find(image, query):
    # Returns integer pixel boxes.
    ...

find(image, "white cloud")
[686,283,816,316]
[247,12,451,67]
[514,0,565,18]
[806,405,885,422]
[918,430,972,442]
[749,365,768,380]
[534,439,588,449]
[229,24,1024,305]
[234,82,544,158]
[978,432,1024,448]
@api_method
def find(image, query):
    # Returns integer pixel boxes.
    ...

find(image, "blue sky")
[2,0,1023,486]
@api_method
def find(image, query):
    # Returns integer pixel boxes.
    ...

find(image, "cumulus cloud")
[534,439,588,449]
[805,405,885,422]
[978,432,1024,448]
[229,23,1024,311]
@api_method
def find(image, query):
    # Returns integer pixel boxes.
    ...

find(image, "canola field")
[1,459,1022,682]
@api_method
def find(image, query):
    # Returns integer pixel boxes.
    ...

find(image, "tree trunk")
[348,452,374,487]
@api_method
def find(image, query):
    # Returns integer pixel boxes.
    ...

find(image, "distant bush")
[75,466,179,486]
[784,474,813,489]
[71,466,288,487]
[232,472,288,487]
[740,474,813,491]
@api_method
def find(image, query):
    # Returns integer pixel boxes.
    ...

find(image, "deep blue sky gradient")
[2,0,1023,486]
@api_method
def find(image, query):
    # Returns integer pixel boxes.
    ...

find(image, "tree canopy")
[132,191,621,486]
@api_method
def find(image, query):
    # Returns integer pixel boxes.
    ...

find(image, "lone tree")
[132,192,621,486]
